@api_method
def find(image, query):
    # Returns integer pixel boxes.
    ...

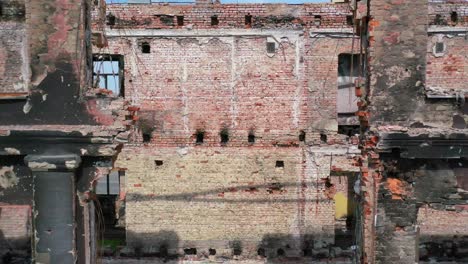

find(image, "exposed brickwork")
[0,205,31,251]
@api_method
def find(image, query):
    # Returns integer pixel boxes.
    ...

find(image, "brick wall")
[0,205,31,251]
[96,3,353,30]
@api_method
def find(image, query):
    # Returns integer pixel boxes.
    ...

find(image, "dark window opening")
[142,133,151,142]
[232,242,242,256]
[177,16,184,26]
[211,15,219,26]
[299,130,306,142]
[245,14,252,25]
[141,42,150,53]
[320,133,327,143]
[257,248,266,257]
[248,133,255,143]
[106,13,116,26]
[451,11,458,23]
[266,42,276,53]
[314,15,322,26]
[435,42,444,53]
[196,130,204,144]
[155,160,163,167]
[337,53,361,114]
[220,129,229,144]
[434,14,445,25]
[346,15,353,26]
[277,248,285,256]
[209,248,216,255]
[184,248,197,255]
[276,160,284,168]
[338,125,360,137]
[93,54,124,97]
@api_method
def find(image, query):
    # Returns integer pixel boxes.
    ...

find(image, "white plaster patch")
[65,160,77,169]
[27,162,57,170]
[4,148,20,155]
[0,166,19,189]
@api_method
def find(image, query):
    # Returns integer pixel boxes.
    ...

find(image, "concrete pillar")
[25,154,81,264]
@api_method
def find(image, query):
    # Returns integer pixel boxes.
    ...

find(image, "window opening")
[337,54,360,114]
[106,13,116,26]
[177,15,184,26]
[196,130,204,144]
[155,160,163,167]
[211,15,219,26]
[248,132,255,143]
[245,13,252,26]
[451,11,458,23]
[435,42,444,53]
[220,128,229,144]
[314,15,322,26]
[346,15,353,26]
[266,42,276,53]
[93,54,124,96]
[320,133,328,143]
[299,130,306,142]
[276,161,284,168]
[141,42,150,53]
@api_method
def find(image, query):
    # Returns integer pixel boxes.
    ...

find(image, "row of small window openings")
[155,160,284,168]
[182,247,287,257]
[140,41,276,54]
[143,131,321,144]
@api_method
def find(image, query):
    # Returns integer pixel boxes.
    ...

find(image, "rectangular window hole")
[177,15,184,26]
[266,42,276,53]
[451,11,458,23]
[245,14,252,25]
[196,130,204,144]
[106,13,116,26]
[141,42,150,53]
[248,133,255,143]
[435,42,444,53]
[154,160,163,167]
[275,160,284,168]
[299,130,306,142]
[314,15,322,26]
[143,133,152,143]
[320,133,328,143]
[184,248,197,255]
[220,129,229,144]
[346,15,353,26]
[211,15,219,26]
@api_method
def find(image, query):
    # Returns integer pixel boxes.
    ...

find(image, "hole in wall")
[346,15,353,26]
[248,132,255,143]
[277,248,285,256]
[196,130,204,144]
[299,130,306,142]
[338,125,360,137]
[320,133,328,143]
[211,15,219,26]
[209,248,216,255]
[177,15,184,26]
[276,160,284,168]
[184,248,197,255]
[155,160,163,167]
[314,15,322,26]
[141,42,150,53]
[106,13,116,25]
[257,248,266,257]
[143,133,151,142]
[451,11,458,23]
[232,241,242,256]
[159,245,168,258]
[245,13,252,25]
[220,128,229,144]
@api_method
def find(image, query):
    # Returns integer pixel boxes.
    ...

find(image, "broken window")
[93,55,124,96]
[96,171,121,195]
[337,54,360,114]
[314,15,322,26]
[211,15,219,26]
[177,15,184,26]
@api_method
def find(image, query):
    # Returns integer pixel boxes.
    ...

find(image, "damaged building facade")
[0,0,466,263]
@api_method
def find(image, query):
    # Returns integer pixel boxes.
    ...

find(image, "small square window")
[245,14,252,26]
[196,130,204,144]
[267,42,276,53]
[248,133,255,143]
[141,42,150,54]
[275,161,284,168]
[155,160,163,167]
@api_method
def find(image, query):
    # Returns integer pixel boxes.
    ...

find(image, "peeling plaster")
[4,147,21,155]
[27,162,57,170]
[0,166,19,189]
